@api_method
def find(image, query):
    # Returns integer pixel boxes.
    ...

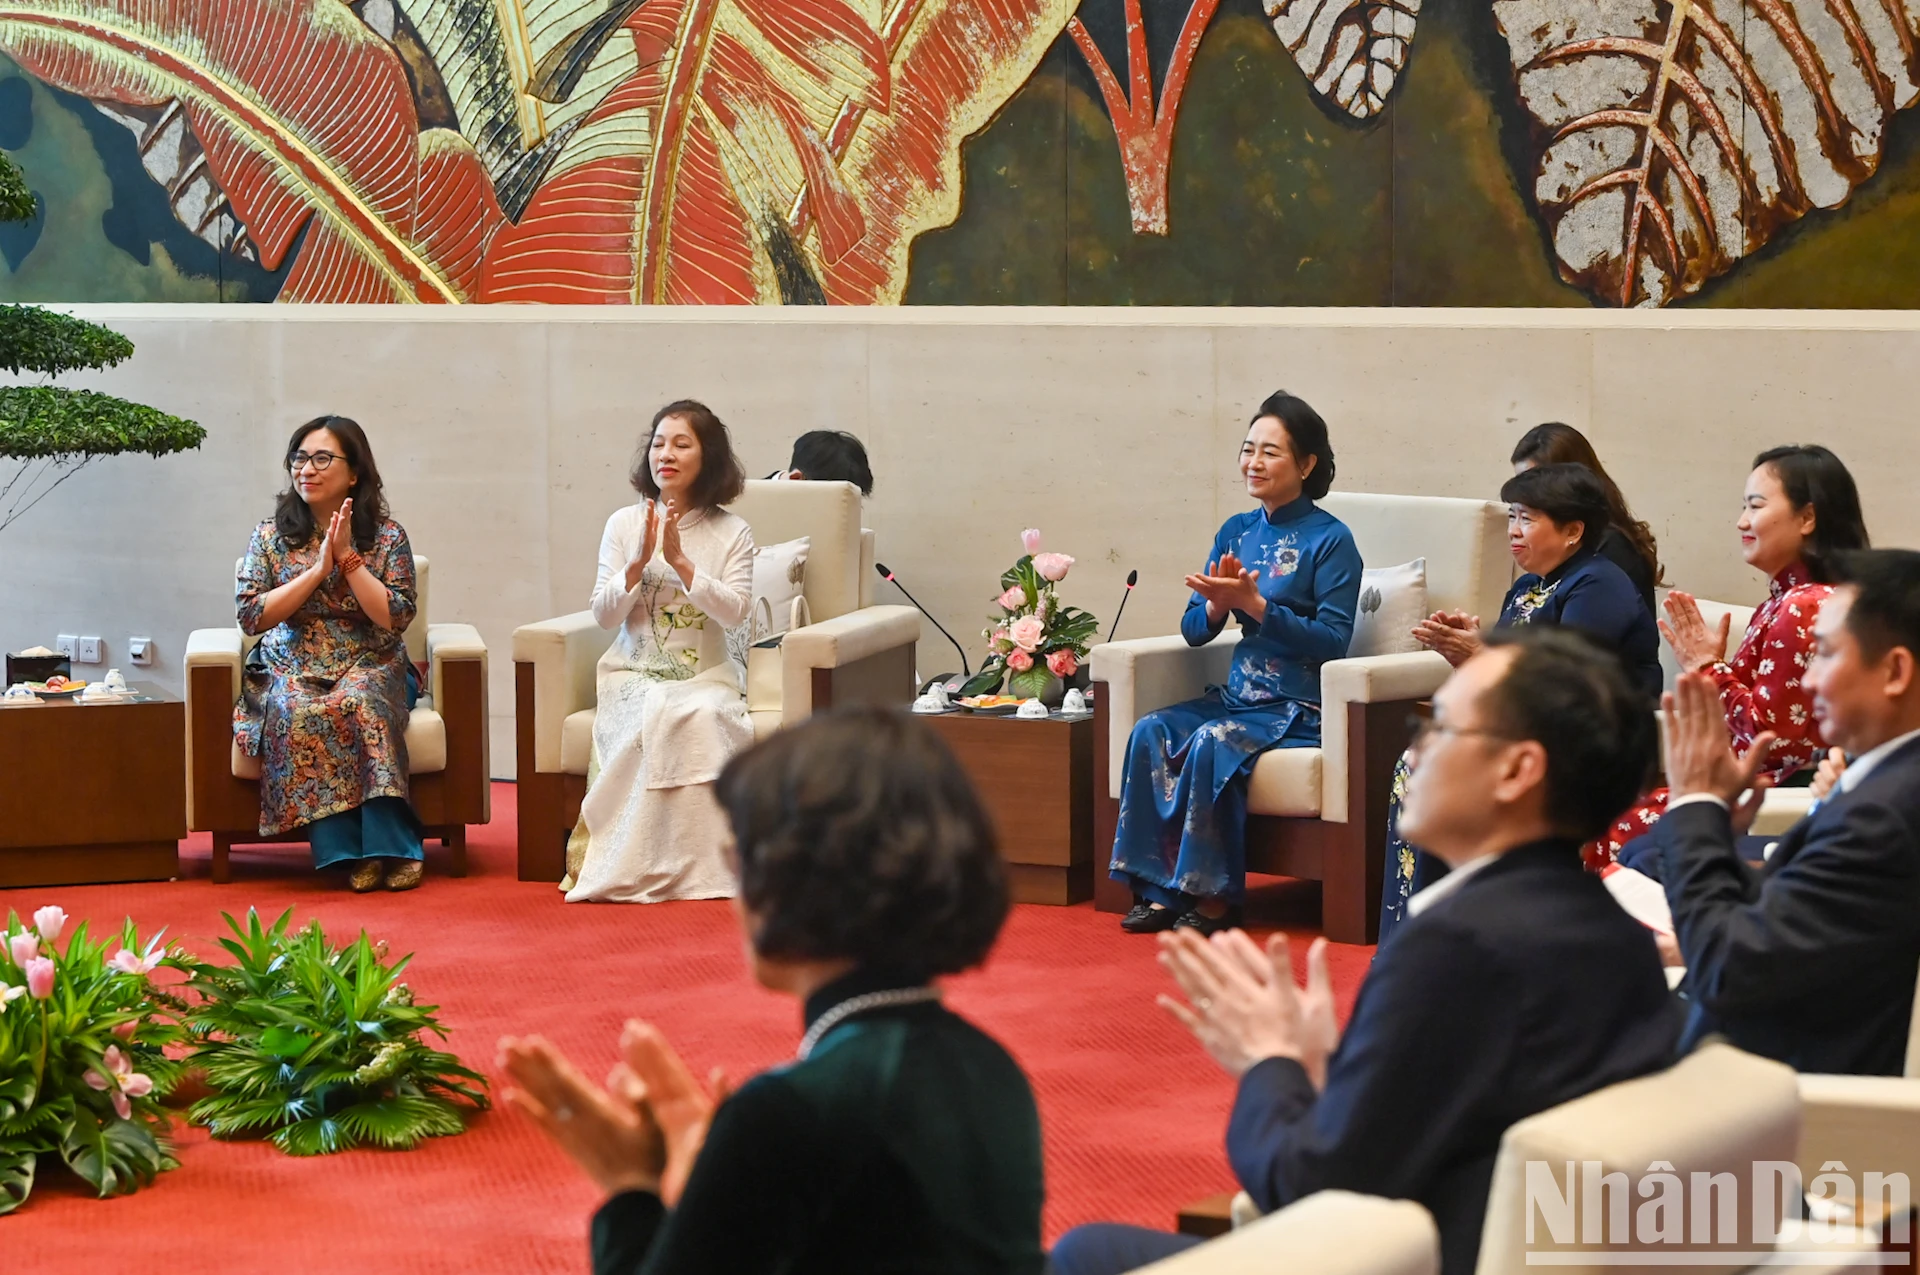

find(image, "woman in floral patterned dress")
[1606,444,1870,873]
[1375,464,1658,943]
[236,416,422,892]
[564,401,756,903]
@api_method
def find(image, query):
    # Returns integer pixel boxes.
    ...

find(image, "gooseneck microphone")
[1106,569,1138,643]
[875,563,971,678]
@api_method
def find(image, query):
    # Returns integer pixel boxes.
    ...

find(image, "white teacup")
[103,668,128,691]
[1061,688,1088,714]
[3,682,34,700]
[1015,698,1050,720]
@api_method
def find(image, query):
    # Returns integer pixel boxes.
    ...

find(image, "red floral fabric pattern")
[1593,563,1832,866]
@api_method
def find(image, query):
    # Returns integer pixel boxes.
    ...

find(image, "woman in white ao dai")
[564,402,755,903]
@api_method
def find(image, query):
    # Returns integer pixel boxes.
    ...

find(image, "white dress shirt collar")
[1405,851,1500,919]
[1838,725,1920,794]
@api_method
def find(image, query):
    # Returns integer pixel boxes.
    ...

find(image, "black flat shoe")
[1120,901,1185,934]
[1173,906,1243,937]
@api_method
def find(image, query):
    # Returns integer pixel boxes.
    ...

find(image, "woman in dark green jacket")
[500,708,1046,1275]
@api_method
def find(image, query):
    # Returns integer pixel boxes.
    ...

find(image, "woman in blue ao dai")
[1110,393,1363,935]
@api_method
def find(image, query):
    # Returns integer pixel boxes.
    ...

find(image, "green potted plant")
[964,528,1100,705]
[0,150,203,534]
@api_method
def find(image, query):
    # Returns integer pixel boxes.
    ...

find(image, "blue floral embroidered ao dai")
[1109,496,1363,907]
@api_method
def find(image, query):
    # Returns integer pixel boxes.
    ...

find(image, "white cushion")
[1319,493,1510,620]
[1137,1191,1437,1275]
[1349,559,1426,658]
[730,480,862,623]
[560,708,595,776]
[1752,786,1816,838]
[230,702,445,779]
[751,536,810,640]
[1247,748,1323,817]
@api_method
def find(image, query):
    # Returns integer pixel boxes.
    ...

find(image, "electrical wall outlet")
[55,634,77,659]
[75,636,103,664]
[128,636,153,667]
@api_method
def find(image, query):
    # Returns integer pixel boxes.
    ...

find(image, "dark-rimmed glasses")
[1405,711,1516,752]
[289,450,340,472]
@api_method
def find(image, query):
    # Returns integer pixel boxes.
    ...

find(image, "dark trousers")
[1049,1224,1204,1275]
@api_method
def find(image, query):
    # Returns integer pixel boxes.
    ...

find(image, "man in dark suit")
[1050,629,1681,1275]
[1656,548,1920,1075]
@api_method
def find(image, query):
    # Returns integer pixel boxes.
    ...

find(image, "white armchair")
[1136,1191,1438,1275]
[512,480,919,881]
[1090,493,1511,943]
[183,554,491,882]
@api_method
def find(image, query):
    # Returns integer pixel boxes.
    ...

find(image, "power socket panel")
[75,636,103,664]
[128,636,154,667]
[55,634,77,659]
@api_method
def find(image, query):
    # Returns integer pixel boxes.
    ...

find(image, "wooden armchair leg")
[212,833,232,884]
[448,825,468,878]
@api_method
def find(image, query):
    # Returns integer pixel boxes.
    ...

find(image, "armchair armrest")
[1797,1074,1920,1181]
[1137,1191,1438,1275]
[781,604,921,720]
[183,628,242,829]
[512,612,612,777]
[1091,633,1241,800]
[1318,652,1450,823]
[427,623,490,823]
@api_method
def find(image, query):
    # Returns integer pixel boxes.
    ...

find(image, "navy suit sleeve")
[1254,527,1363,662]
[1227,919,1520,1212]
[1659,798,1920,1015]
[1182,523,1236,647]
[1550,571,1636,650]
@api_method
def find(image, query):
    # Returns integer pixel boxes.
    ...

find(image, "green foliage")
[0,151,33,224]
[0,386,206,459]
[179,909,489,1157]
[0,306,135,376]
[0,911,185,1216]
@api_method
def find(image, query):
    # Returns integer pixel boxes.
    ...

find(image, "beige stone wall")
[6,306,1915,777]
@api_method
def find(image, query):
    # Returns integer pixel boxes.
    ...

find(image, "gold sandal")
[384,860,424,892]
[348,860,384,892]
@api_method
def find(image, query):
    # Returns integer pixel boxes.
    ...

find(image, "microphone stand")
[875,563,971,678]
[1106,570,1138,643]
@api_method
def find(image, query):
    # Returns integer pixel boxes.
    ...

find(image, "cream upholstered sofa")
[1190,1044,1883,1275]
[1090,493,1511,943]
[183,555,491,882]
[1134,1191,1438,1275]
[511,480,920,881]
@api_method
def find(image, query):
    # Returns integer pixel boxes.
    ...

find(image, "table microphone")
[1106,569,1138,643]
[874,563,971,687]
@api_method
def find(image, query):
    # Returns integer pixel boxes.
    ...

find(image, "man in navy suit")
[1050,629,1681,1275]
[1657,548,1920,1075]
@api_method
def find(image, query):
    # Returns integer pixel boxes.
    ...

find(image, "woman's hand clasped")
[498,1020,730,1207]
[658,500,696,589]
[1660,590,1731,672]
[1411,609,1483,667]
[1185,553,1266,625]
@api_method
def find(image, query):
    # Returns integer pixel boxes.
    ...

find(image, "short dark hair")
[1830,549,1920,664]
[1751,445,1870,584]
[714,708,1009,977]
[1251,391,1336,501]
[1512,423,1664,586]
[1500,463,1613,552]
[789,430,873,495]
[275,415,389,551]
[1481,628,1658,840]
[631,400,746,509]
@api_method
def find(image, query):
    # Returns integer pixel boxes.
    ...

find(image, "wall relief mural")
[0,0,1913,306]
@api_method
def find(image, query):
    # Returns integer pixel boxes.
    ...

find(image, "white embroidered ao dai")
[564,500,756,903]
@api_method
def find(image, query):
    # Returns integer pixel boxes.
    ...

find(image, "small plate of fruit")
[26,675,86,700]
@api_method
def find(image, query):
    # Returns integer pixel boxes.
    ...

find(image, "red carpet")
[3,783,1374,1274]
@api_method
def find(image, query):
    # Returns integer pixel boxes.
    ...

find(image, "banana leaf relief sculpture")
[0,0,1077,303]
[0,0,1912,306]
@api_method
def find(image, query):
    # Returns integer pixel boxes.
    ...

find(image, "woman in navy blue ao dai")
[1110,394,1363,935]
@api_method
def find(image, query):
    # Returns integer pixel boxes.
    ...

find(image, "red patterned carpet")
[3,782,1374,1275]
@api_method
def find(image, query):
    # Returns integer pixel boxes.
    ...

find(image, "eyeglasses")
[1405,712,1517,752]
[289,451,340,472]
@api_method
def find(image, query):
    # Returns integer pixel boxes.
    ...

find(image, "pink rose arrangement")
[1,903,185,1214]
[966,528,1100,702]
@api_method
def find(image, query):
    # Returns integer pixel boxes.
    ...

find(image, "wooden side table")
[0,685,184,887]
[920,709,1093,905]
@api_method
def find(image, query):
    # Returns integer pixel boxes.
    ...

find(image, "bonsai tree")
[0,150,203,533]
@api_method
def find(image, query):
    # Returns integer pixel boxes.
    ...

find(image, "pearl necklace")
[796,987,943,1061]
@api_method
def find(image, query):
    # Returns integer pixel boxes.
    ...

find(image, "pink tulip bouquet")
[965,528,1101,701]
[0,905,185,1214]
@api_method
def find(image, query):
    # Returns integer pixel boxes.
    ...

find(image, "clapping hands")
[626,499,693,591]
[1186,552,1266,624]
[1662,670,1777,825]
[1156,928,1339,1089]
[1411,609,1483,667]
[499,1020,731,1207]
[1660,590,1731,672]
[317,498,354,573]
